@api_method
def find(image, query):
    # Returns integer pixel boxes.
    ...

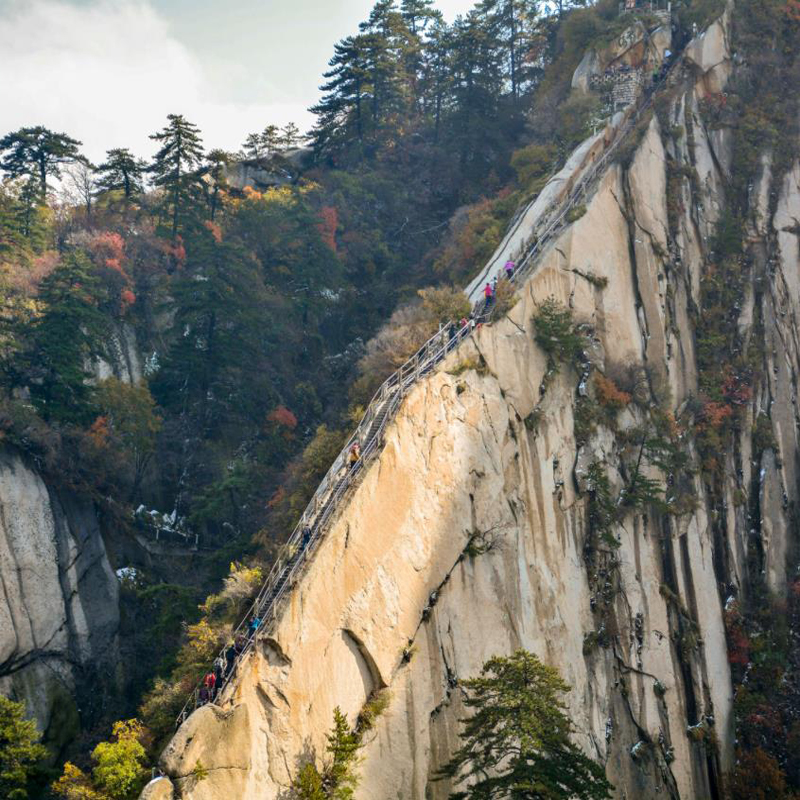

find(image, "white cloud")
[0,0,313,162]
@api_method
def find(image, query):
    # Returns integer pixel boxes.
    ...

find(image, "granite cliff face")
[146,9,800,799]
[0,450,120,754]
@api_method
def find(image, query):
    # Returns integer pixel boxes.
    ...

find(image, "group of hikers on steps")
[197,617,261,705]
[193,439,368,713]
[483,259,517,307]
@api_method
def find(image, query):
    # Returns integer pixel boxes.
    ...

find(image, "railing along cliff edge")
[174,61,675,728]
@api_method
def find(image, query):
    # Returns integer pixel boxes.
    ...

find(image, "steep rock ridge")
[0,449,119,753]
[149,9,800,799]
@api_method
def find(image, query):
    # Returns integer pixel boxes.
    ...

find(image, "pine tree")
[280,122,302,149]
[399,0,437,112]
[400,0,437,35]
[437,650,613,799]
[242,132,265,162]
[420,11,453,142]
[358,1,409,128]
[310,35,370,155]
[149,114,205,241]
[323,708,361,800]
[96,148,145,199]
[7,178,49,242]
[13,250,105,423]
[150,222,270,437]
[480,0,544,102]
[0,126,83,197]
[202,149,231,221]
[260,124,282,153]
[448,10,505,170]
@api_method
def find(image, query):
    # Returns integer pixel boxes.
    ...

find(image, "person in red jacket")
[203,671,216,700]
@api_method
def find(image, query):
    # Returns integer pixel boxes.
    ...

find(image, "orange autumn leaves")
[87,231,136,312]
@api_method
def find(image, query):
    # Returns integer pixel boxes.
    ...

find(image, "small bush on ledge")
[532,297,585,375]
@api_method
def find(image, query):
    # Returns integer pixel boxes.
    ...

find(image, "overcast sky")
[0,0,476,162]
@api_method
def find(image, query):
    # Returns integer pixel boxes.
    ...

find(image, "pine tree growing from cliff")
[292,707,362,800]
[437,650,612,799]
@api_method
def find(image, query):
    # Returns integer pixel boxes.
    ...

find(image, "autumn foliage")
[729,748,794,800]
[268,405,298,430]
[317,206,338,253]
[594,374,631,411]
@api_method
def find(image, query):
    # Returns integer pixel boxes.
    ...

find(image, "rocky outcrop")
[571,17,672,94]
[0,450,119,753]
[222,149,309,192]
[150,9,800,799]
[93,321,144,385]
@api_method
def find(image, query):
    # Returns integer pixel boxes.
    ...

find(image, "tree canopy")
[0,126,84,196]
[438,650,612,799]
[97,149,146,199]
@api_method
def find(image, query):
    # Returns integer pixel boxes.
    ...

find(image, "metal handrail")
[173,59,677,728]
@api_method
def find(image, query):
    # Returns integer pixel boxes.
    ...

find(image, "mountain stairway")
[173,53,682,728]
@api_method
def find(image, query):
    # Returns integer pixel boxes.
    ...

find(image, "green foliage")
[586,462,618,549]
[90,720,148,800]
[293,763,326,800]
[676,0,725,31]
[437,650,612,799]
[434,194,518,284]
[149,114,205,241]
[464,527,498,558]
[96,149,145,200]
[291,701,386,800]
[619,470,664,512]
[511,143,558,192]
[557,94,601,153]
[10,250,105,424]
[53,720,147,800]
[573,397,600,447]
[356,691,391,734]
[0,126,84,195]
[52,762,106,800]
[325,708,361,800]
[417,285,471,325]
[524,407,543,432]
[565,203,587,223]
[0,696,47,800]
[752,413,777,454]
[94,378,161,497]
[532,297,584,372]
[447,355,489,378]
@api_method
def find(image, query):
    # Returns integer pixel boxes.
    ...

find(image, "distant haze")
[0,0,476,162]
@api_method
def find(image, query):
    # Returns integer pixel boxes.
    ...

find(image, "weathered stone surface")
[93,322,143,384]
[0,450,119,751]
[140,777,175,800]
[684,5,732,93]
[572,49,600,92]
